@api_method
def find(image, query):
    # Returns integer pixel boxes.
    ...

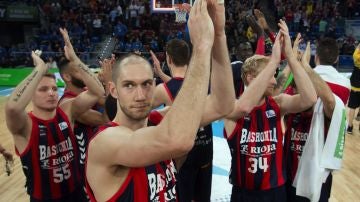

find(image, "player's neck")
[171,66,187,78]
[65,84,84,95]
[32,106,57,120]
[256,96,266,107]
[114,114,148,131]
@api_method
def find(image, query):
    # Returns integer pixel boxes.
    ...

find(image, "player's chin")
[43,105,57,112]
[265,88,274,96]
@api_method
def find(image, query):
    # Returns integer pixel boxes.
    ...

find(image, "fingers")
[294,33,302,45]
[150,50,155,57]
[111,54,116,64]
[150,50,159,63]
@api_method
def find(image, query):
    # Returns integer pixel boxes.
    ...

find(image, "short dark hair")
[57,57,71,75]
[316,38,339,65]
[112,53,153,83]
[166,39,190,66]
[43,73,56,80]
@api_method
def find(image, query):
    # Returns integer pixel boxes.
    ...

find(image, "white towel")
[314,65,350,88]
[293,95,346,202]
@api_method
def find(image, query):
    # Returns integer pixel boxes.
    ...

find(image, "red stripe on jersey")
[270,99,285,188]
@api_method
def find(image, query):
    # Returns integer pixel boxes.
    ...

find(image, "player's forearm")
[288,57,317,107]
[6,65,47,112]
[75,60,105,97]
[211,34,235,115]
[302,63,334,117]
[164,48,211,147]
[157,70,172,83]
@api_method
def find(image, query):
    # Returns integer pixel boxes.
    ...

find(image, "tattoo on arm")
[13,70,39,102]
[78,63,103,87]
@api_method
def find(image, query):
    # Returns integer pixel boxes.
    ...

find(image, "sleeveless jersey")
[164,78,213,164]
[60,90,98,177]
[16,108,80,200]
[86,112,178,202]
[225,97,286,190]
[284,111,313,183]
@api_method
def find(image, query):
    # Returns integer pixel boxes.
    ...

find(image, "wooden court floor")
[0,97,359,201]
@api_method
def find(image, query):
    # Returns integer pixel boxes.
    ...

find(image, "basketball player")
[85,0,235,201]
[223,20,317,202]
[149,39,213,201]
[284,36,351,202]
[284,40,338,202]
[5,28,105,201]
[314,38,350,104]
[57,56,109,188]
[152,2,233,201]
[151,39,190,108]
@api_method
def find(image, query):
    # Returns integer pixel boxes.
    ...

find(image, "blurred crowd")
[0,0,359,67]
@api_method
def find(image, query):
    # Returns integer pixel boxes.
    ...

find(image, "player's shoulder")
[90,125,132,150]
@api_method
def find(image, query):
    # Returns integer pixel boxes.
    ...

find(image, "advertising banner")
[0,68,65,87]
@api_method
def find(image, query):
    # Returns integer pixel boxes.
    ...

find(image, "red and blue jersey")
[86,112,178,202]
[225,97,286,190]
[16,108,81,200]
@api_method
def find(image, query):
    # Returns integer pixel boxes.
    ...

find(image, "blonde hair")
[241,54,270,85]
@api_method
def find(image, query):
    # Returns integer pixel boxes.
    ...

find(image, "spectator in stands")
[46,56,58,69]
[92,14,103,39]
[114,20,128,40]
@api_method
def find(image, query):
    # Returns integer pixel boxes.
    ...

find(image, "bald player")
[85,0,235,201]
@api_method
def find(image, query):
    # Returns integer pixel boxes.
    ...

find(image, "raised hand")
[150,50,162,76]
[31,51,47,70]
[254,9,269,31]
[292,33,303,61]
[59,28,79,62]
[246,15,263,37]
[99,58,113,84]
[270,31,282,63]
[207,0,226,36]
[278,19,294,59]
[301,42,311,65]
[188,0,215,49]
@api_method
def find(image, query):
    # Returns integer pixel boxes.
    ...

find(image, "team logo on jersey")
[265,110,276,118]
[58,122,68,131]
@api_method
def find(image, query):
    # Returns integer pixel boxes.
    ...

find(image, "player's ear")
[109,81,118,99]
